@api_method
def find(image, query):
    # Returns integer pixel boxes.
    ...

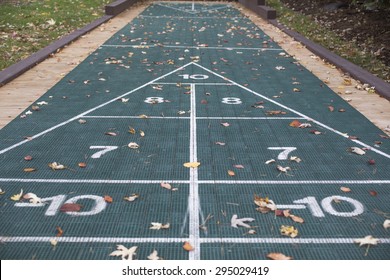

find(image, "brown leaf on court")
[56,226,63,237]
[200,99,208,104]
[128,127,136,134]
[183,162,200,168]
[266,110,287,115]
[104,195,113,203]
[78,162,87,168]
[290,214,304,224]
[59,203,82,212]
[328,105,334,112]
[340,186,351,193]
[267,252,293,260]
[24,155,33,161]
[369,190,378,196]
[228,170,235,176]
[289,120,302,128]
[183,241,194,251]
[23,167,36,172]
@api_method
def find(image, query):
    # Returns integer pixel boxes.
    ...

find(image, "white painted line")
[1,178,390,184]
[155,3,231,15]
[82,116,305,120]
[199,180,390,184]
[200,238,390,244]
[101,44,283,51]
[0,236,187,243]
[189,83,200,260]
[1,236,389,244]
[150,82,234,85]
[192,62,390,160]
[0,62,194,155]
[276,204,306,210]
[83,116,190,119]
[0,178,190,184]
[138,15,240,19]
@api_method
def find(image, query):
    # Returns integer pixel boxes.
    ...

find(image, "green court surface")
[0,2,389,260]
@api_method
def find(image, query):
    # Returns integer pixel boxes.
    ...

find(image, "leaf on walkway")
[109,245,137,260]
[10,189,23,201]
[267,252,293,260]
[48,162,66,170]
[104,195,113,203]
[227,170,235,176]
[183,162,200,168]
[231,214,255,228]
[289,120,302,128]
[56,226,63,237]
[183,242,194,251]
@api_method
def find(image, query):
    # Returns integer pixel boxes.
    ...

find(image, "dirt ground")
[281,0,390,68]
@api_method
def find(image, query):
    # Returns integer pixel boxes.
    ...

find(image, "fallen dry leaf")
[23,192,42,204]
[267,252,293,260]
[227,170,235,176]
[161,182,178,191]
[233,164,244,169]
[215,142,226,146]
[110,245,137,260]
[0,188,5,195]
[280,225,298,238]
[59,203,82,212]
[150,222,170,230]
[10,189,23,201]
[24,155,33,161]
[139,130,145,137]
[56,226,63,237]
[105,132,117,136]
[310,130,322,135]
[78,162,87,168]
[124,194,139,202]
[183,242,194,252]
[147,249,162,260]
[23,168,37,172]
[340,186,351,193]
[128,127,136,134]
[231,214,255,228]
[354,235,379,246]
[367,159,376,165]
[254,195,277,213]
[384,220,390,229]
[104,195,113,203]
[290,214,304,224]
[128,142,139,149]
[369,190,378,196]
[328,105,335,112]
[265,159,276,164]
[183,162,200,168]
[221,122,230,127]
[289,120,302,128]
[290,156,301,163]
[266,110,287,115]
[48,162,65,170]
[348,147,366,155]
[277,165,291,173]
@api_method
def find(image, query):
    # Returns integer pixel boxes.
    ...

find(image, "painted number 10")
[179,74,209,80]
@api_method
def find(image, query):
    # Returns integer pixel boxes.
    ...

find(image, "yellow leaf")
[227,170,235,176]
[183,162,200,168]
[11,189,23,201]
[183,241,194,251]
[280,225,298,238]
[128,127,136,134]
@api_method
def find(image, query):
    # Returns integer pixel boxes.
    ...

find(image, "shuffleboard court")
[0,2,389,260]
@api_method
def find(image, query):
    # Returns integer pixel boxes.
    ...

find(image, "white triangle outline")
[155,2,231,15]
[1,61,390,160]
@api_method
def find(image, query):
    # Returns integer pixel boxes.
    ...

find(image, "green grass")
[0,0,111,71]
[267,0,390,82]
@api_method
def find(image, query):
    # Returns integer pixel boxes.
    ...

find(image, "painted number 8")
[221,97,242,104]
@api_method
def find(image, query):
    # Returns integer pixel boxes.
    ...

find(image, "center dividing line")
[189,83,200,260]
[101,44,283,51]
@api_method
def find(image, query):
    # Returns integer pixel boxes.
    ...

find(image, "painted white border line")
[0,178,389,184]
[139,15,241,19]
[101,44,283,51]
[155,2,231,15]
[83,116,306,120]
[1,236,389,244]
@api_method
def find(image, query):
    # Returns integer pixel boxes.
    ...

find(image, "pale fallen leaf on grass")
[147,250,162,260]
[48,162,66,170]
[383,220,390,229]
[46,19,56,26]
[267,252,292,260]
[280,225,298,238]
[348,147,366,155]
[124,194,139,202]
[231,214,255,228]
[183,162,200,168]
[110,245,138,260]
[161,182,178,191]
[11,189,23,201]
[340,186,351,193]
[128,142,139,149]
[23,193,42,204]
[150,223,170,230]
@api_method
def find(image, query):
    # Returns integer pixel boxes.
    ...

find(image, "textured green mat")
[0,2,389,260]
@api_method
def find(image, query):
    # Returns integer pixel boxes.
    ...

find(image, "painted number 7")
[268,147,297,160]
